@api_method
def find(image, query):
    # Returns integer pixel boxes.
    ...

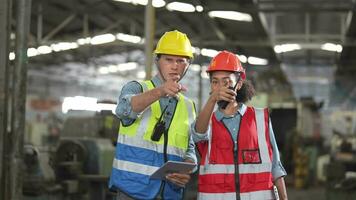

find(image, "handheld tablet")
[150,161,196,180]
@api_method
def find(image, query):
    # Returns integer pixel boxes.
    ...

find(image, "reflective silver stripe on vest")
[239,163,272,174]
[240,189,275,200]
[198,192,236,200]
[199,163,272,175]
[255,108,270,163]
[112,158,159,176]
[117,134,186,158]
[133,81,153,138]
[199,164,235,175]
[183,96,195,124]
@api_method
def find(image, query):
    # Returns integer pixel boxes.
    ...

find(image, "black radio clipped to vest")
[151,106,168,141]
[151,121,166,141]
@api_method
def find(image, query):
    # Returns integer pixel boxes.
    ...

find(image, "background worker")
[193,51,288,200]
[109,30,197,200]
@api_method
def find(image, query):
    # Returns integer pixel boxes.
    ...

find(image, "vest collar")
[215,103,247,121]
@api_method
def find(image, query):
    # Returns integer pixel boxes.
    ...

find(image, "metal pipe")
[6,0,31,199]
[144,0,155,80]
[0,0,12,198]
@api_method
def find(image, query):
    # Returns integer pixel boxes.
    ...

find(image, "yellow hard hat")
[154,30,193,58]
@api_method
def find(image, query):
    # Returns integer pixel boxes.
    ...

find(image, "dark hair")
[236,80,255,103]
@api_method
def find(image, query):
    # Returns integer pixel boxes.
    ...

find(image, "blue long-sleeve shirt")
[191,104,287,180]
[115,75,197,164]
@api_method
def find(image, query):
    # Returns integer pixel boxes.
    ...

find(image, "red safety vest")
[197,107,275,200]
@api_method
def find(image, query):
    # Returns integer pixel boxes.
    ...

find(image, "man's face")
[210,71,238,91]
[157,54,190,82]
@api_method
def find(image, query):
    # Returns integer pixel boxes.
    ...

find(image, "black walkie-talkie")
[217,77,240,109]
[151,106,168,141]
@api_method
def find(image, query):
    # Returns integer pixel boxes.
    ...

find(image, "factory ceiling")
[14,0,356,107]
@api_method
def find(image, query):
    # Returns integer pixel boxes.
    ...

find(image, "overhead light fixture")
[99,67,110,74]
[237,54,247,63]
[248,56,268,65]
[192,47,201,55]
[90,34,116,45]
[116,33,142,44]
[195,5,203,12]
[321,43,343,53]
[108,65,119,73]
[77,37,91,45]
[208,11,252,22]
[117,62,138,71]
[9,52,15,60]
[113,0,166,8]
[166,2,195,12]
[37,45,52,54]
[274,43,301,53]
[51,42,78,52]
[27,48,39,57]
[201,48,219,57]
[136,70,146,79]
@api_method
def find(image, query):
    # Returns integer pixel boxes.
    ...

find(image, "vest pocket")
[199,173,235,191]
[244,163,272,183]
[175,132,188,148]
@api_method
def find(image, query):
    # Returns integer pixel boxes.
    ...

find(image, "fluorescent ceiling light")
[37,45,52,54]
[321,43,343,53]
[274,44,301,53]
[10,33,15,40]
[51,42,78,52]
[151,0,165,8]
[117,33,142,43]
[237,54,247,63]
[77,37,91,45]
[99,67,110,74]
[195,5,203,12]
[201,48,219,57]
[208,11,252,22]
[108,65,119,73]
[113,0,166,8]
[27,48,39,57]
[248,56,268,65]
[137,70,146,79]
[9,52,15,60]
[90,34,116,45]
[117,62,138,71]
[192,47,200,55]
[166,2,195,12]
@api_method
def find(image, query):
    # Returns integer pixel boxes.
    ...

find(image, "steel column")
[0,0,12,198]
[144,0,155,79]
[5,0,31,199]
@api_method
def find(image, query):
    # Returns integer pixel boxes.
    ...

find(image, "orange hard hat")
[206,50,246,80]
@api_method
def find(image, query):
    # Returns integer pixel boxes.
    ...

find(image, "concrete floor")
[287,186,326,200]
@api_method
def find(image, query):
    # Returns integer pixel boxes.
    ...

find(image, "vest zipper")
[221,121,240,200]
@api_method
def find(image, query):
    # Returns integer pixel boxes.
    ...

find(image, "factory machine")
[325,134,356,199]
[23,111,119,200]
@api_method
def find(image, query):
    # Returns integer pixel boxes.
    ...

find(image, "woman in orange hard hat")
[192,51,288,200]
[109,30,197,200]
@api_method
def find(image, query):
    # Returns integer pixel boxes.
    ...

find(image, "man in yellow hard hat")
[109,30,197,200]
